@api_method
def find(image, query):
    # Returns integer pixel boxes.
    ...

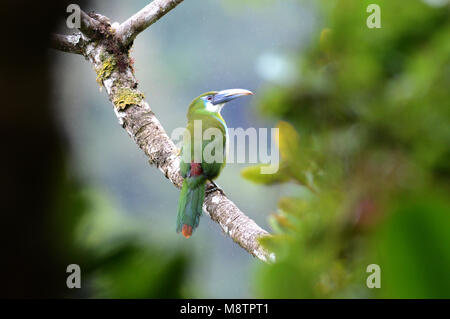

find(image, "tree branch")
[51,1,273,262]
[79,10,102,38]
[116,0,185,46]
[50,33,85,55]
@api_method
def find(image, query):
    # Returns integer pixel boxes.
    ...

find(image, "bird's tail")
[176,176,206,238]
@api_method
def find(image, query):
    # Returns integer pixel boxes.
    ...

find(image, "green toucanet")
[176,89,253,238]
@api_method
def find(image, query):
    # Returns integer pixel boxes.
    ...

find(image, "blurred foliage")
[82,193,192,299]
[243,0,450,298]
[86,240,189,298]
[56,185,190,298]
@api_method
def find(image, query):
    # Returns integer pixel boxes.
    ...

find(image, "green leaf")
[278,196,309,216]
[240,164,290,185]
[277,120,301,165]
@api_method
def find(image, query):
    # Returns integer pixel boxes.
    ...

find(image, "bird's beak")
[212,88,253,105]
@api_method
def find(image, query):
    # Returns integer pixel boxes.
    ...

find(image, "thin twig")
[116,0,185,46]
[50,33,85,55]
[79,10,102,38]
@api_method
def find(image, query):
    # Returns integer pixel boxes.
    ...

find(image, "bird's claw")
[206,180,225,196]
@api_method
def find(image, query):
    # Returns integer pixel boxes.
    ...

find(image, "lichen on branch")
[95,55,117,86]
[113,88,145,110]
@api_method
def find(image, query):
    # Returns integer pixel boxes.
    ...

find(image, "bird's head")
[187,89,253,118]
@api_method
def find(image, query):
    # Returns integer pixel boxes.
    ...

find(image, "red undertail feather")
[182,224,193,238]
[190,162,202,176]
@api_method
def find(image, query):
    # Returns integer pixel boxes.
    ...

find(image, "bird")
[176,89,253,238]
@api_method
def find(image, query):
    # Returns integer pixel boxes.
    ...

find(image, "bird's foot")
[206,180,225,196]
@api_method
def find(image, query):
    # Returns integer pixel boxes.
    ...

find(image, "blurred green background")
[49,0,450,298]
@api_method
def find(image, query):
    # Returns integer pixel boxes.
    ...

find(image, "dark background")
[0,1,89,297]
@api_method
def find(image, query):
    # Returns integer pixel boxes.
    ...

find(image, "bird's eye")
[207,96,213,101]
